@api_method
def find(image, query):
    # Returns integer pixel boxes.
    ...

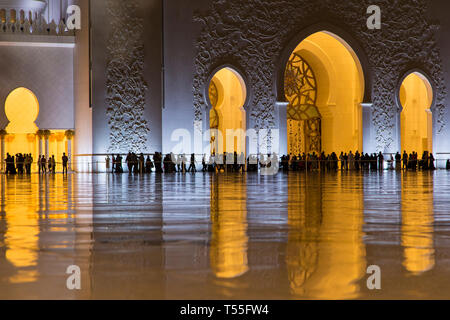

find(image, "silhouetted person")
[188,154,196,172]
[402,151,408,170]
[202,154,207,172]
[139,153,145,174]
[378,152,384,171]
[62,153,69,174]
[395,152,401,170]
[154,152,163,173]
[105,155,111,173]
[40,156,47,174]
[429,153,436,170]
[116,154,124,173]
[126,152,133,173]
[50,155,56,173]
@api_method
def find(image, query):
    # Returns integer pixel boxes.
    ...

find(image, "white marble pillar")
[45,136,49,160]
[361,103,374,154]
[39,136,43,156]
[67,138,72,171]
[276,102,289,157]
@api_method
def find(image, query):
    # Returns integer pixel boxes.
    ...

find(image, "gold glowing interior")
[400,72,433,155]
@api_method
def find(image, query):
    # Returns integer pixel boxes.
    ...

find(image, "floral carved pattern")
[106,0,149,153]
[193,0,446,152]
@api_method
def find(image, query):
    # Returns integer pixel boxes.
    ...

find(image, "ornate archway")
[207,67,247,156]
[284,53,321,155]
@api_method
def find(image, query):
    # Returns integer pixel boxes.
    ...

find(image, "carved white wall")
[105,0,150,153]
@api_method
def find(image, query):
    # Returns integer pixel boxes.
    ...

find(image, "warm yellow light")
[209,68,247,155]
[400,73,433,154]
[210,176,249,279]
[288,31,365,154]
[5,87,39,134]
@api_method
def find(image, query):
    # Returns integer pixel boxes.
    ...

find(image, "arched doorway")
[4,87,40,158]
[399,72,433,155]
[2,87,73,172]
[208,67,247,156]
[284,31,365,155]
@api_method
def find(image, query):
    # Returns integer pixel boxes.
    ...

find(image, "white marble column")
[38,136,43,156]
[276,101,289,157]
[361,103,374,154]
[67,138,72,171]
[45,136,49,160]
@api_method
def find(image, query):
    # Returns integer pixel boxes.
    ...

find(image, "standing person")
[402,151,408,170]
[139,153,145,174]
[105,155,111,173]
[126,152,133,173]
[16,154,23,174]
[339,152,345,170]
[117,154,124,173]
[188,153,196,172]
[202,154,207,172]
[41,156,47,174]
[378,152,384,171]
[62,153,69,174]
[28,154,33,174]
[395,152,401,171]
[348,151,355,171]
[51,155,56,173]
[355,151,361,171]
[429,153,436,170]
[111,154,116,173]
[154,152,162,173]
[5,154,12,174]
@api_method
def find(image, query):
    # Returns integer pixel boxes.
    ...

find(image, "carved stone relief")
[193,0,446,152]
[106,0,149,153]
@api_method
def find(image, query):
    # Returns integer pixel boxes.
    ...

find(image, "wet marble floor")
[1,171,450,300]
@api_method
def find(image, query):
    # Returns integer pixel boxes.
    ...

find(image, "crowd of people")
[107,152,259,174]
[4,153,69,175]
[280,151,437,172]
[3,150,443,175]
[106,150,441,174]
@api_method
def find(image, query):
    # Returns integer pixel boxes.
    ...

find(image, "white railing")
[0,16,74,36]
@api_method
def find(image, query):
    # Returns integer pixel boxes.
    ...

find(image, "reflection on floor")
[0,171,450,299]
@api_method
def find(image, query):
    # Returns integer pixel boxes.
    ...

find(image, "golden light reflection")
[287,174,366,299]
[401,173,435,275]
[209,175,249,279]
[1,174,76,285]
[3,175,39,283]
[286,174,320,296]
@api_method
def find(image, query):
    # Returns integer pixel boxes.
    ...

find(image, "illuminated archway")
[208,67,247,155]
[4,87,40,157]
[399,72,433,155]
[284,31,365,155]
